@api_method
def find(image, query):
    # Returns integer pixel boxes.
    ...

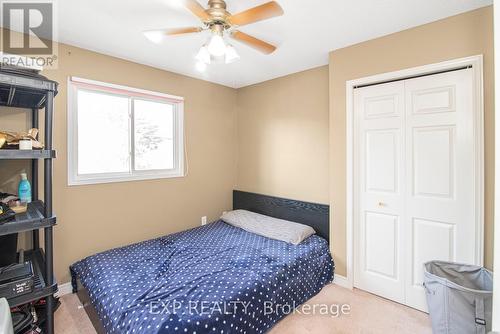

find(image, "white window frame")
[67,76,185,186]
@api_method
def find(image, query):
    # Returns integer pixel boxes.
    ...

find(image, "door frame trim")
[345,55,485,290]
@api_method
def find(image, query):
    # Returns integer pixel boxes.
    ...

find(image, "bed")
[70,191,334,333]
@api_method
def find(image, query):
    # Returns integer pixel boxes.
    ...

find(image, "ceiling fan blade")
[144,27,202,43]
[230,30,277,54]
[228,1,284,27]
[179,0,210,21]
[164,27,202,35]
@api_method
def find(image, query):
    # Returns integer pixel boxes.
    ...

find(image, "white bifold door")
[353,68,482,312]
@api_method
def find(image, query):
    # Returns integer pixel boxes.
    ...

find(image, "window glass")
[77,90,130,175]
[134,99,175,171]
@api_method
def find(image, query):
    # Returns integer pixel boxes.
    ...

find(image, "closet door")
[353,81,406,303]
[354,68,479,312]
[404,69,476,312]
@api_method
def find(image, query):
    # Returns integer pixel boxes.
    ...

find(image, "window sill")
[68,171,185,186]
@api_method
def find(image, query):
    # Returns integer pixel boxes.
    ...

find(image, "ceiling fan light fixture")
[143,30,164,44]
[196,45,211,64]
[207,33,227,57]
[144,0,283,67]
[225,44,240,64]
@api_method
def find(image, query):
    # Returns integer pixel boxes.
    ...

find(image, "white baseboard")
[55,282,73,297]
[333,274,353,290]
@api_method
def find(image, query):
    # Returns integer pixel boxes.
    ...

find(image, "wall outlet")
[201,216,207,226]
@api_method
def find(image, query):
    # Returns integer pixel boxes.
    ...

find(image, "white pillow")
[221,210,316,245]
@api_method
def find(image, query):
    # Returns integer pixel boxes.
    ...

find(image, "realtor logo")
[0,1,58,68]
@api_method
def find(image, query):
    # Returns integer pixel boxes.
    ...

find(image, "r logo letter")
[2,2,54,54]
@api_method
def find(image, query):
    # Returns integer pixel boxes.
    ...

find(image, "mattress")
[70,221,334,334]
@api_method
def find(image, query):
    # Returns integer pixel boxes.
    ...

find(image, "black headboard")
[233,190,330,243]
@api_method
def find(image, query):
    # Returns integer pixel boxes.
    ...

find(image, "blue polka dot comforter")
[70,221,334,334]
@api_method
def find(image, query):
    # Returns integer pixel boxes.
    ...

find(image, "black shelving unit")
[0,67,58,334]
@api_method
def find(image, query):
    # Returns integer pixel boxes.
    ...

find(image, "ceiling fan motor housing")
[206,0,230,26]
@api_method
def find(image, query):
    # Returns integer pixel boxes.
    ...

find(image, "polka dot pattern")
[71,221,334,333]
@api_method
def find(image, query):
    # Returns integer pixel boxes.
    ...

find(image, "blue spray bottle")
[18,173,32,203]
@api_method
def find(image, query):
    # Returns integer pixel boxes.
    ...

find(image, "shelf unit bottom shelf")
[6,248,58,307]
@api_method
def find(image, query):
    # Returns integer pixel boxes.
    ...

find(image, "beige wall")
[236,66,330,204]
[330,6,495,276]
[1,42,238,283]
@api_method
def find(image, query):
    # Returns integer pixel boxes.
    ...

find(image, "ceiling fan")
[143,0,284,70]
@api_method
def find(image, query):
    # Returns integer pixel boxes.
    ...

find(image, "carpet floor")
[54,284,432,334]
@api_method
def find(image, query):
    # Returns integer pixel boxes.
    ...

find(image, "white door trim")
[345,55,485,290]
[492,2,500,331]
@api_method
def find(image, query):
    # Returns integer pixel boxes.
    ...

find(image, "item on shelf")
[9,297,60,334]
[0,262,34,300]
[0,129,43,149]
[0,193,23,215]
[11,304,34,334]
[0,203,16,224]
[18,174,31,204]
[9,201,27,214]
[0,133,6,148]
[0,234,18,267]
[18,139,32,150]
[0,192,18,206]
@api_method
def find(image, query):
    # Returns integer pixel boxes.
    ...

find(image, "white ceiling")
[54,0,492,88]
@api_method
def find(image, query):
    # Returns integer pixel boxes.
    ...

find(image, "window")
[68,77,184,185]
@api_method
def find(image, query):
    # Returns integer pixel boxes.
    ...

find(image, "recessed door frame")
[344,55,484,290]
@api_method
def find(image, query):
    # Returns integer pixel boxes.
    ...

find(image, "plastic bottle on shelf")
[18,173,32,204]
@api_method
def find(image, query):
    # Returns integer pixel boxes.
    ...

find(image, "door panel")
[365,94,400,119]
[411,86,456,114]
[354,81,405,303]
[412,218,456,287]
[365,212,399,279]
[366,130,398,193]
[404,69,475,311]
[413,126,455,199]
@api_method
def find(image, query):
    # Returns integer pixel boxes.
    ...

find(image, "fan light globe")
[143,31,164,44]
[225,45,240,64]
[196,45,211,64]
[207,34,226,57]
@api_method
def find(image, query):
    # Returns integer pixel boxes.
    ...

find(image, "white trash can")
[423,261,493,334]
[0,298,13,334]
